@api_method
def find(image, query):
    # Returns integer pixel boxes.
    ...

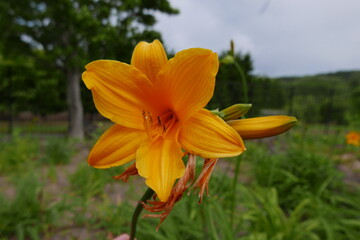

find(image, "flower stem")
[130,188,155,240]
[205,201,220,240]
[233,61,248,103]
[230,155,242,227]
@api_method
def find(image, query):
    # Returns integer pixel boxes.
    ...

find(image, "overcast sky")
[155,0,360,77]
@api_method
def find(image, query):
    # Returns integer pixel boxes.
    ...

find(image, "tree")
[208,50,254,110]
[0,0,178,139]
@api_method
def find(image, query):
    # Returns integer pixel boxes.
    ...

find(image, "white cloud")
[155,0,360,76]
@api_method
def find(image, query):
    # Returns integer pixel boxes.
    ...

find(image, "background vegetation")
[0,0,359,239]
[2,50,360,135]
[0,125,359,240]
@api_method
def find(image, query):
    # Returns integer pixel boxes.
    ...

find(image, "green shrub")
[69,163,113,200]
[251,146,342,209]
[41,137,74,165]
[0,173,68,239]
[0,129,39,173]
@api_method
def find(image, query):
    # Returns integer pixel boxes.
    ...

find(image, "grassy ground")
[0,123,359,240]
[0,121,68,134]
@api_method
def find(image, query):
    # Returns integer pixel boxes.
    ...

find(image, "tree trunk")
[66,67,84,140]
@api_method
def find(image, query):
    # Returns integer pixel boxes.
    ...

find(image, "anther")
[157,116,162,126]
[162,124,166,133]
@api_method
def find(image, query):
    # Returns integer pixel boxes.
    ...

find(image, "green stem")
[233,61,248,103]
[229,60,247,227]
[205,201,220,240]
[230,156,242,227]
[130,188,155,240]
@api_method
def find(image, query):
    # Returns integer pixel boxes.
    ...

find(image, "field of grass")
[0,123,359,240]
[0,121,68,134]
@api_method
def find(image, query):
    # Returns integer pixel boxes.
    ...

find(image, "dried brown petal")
[113,163,138,182]
[193,158,218,203]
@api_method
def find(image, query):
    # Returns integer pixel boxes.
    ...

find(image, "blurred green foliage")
[210,50,360,124]
[69,162,111,200]
[0,173,69,240]
[0,0,359,133]
[0,125,359,239]
[279,71,360,124]
[0,129,40,172]
[0,0,179,137]
[41,137,75,165]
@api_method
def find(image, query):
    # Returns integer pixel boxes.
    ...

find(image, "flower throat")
[143,110,177,140]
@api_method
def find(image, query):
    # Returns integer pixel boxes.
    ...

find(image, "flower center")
[143,110,177,140]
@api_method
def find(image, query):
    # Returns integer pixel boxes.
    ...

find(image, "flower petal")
[131,40,168,83]
[88,124,146,169]
[156,48,219,122]
[227,116,298,139]
[82,60,154,129]
[179,109,245,158]
[136,128,185,202]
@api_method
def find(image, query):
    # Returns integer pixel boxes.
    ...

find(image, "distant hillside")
[274,70,360,124]
[277,70,360,83]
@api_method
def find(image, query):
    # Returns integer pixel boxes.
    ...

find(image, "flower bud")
[227,115,297,139]
[230,40,235,56]
[221,103,252,121]
[220,55,235,64]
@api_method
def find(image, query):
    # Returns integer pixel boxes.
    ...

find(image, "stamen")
[158,111,176,134]
[162,124,166,133]
[142,109,178,139]
[143,111,153,140]
[157,116,162,126]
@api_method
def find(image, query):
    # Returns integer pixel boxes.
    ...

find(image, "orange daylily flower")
[346,131,360,146]
[82,40,245,202]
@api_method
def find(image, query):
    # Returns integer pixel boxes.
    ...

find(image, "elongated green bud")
[210,108,226,118]
[221,104,252,121]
